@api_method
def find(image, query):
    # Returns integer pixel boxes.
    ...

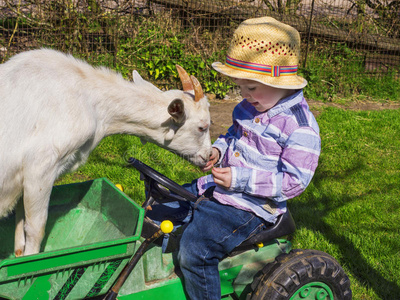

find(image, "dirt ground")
[208,95,400,140]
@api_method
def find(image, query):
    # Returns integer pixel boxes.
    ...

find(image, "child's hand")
[200,148,220,172]
[211,167,232,189]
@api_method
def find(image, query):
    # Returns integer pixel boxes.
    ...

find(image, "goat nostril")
[200,155,209,163]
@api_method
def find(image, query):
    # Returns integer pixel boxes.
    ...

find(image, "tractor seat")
[228,209,296,256]
[141,209,296,255]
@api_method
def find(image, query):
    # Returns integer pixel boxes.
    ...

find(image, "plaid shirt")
[197,90,321,223]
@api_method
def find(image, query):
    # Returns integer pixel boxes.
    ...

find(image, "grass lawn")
[57,105,400,300]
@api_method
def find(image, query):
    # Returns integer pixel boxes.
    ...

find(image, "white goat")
[0,49,212,256]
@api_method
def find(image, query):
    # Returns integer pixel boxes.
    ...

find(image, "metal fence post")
[303,0,316,69]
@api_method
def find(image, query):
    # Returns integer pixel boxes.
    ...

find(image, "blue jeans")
[146,180,267,300]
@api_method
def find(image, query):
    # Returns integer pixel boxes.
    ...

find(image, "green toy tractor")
[0,157,352,300]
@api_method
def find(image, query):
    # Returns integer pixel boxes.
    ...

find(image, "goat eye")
[198,122,209,132]
[198,126,208,132]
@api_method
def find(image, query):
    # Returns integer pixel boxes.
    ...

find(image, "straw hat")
[212,17,307,89]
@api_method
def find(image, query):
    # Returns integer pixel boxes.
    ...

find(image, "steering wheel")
[127,157,198,205]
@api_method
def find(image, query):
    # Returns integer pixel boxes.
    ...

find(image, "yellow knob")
[160,220,174,234]
[256,242,264,248]
[115,184,124,192]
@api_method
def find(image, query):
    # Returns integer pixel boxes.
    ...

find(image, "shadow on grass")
[290,157,400,299]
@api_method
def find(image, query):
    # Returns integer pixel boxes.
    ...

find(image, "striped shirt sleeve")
[231,125,321,202]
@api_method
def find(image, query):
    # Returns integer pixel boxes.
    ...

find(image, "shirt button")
[255,118,260,123]
[243,132,248,137]
[235,152,240,157]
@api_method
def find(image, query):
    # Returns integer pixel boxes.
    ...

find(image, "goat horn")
[176,65,193,92]
[190,75,204,102]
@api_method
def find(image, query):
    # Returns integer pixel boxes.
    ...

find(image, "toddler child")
[149,16,321,300]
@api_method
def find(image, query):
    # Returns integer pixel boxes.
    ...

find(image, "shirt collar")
[267,89,304,119]
[242,89,304,123]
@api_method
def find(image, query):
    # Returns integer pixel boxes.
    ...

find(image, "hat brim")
[212,62,307,90]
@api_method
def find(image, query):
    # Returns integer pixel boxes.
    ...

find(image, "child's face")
[232,78,293,112]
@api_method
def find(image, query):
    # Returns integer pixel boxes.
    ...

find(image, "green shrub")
[301,43,400,101]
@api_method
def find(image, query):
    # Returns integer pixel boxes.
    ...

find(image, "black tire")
[249,249,352,300]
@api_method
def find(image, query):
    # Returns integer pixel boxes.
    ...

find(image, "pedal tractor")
[0,157,352,300]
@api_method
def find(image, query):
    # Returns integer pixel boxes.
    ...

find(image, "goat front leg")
[21,181,53,256]
[14,199,25,257]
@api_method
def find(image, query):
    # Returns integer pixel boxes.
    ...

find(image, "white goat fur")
[0,49,211,256]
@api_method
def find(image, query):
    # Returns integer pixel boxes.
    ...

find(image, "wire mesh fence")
[0,0,399,98]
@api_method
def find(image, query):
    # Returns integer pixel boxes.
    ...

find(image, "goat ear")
[132,70,144,83]
[168,99,186,123]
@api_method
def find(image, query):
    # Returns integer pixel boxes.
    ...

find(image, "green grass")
[291,107,400,299]
[56,135,204,205]
[57,106,400,299]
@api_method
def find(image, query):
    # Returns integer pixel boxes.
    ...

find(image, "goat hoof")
[15,249,23,257]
